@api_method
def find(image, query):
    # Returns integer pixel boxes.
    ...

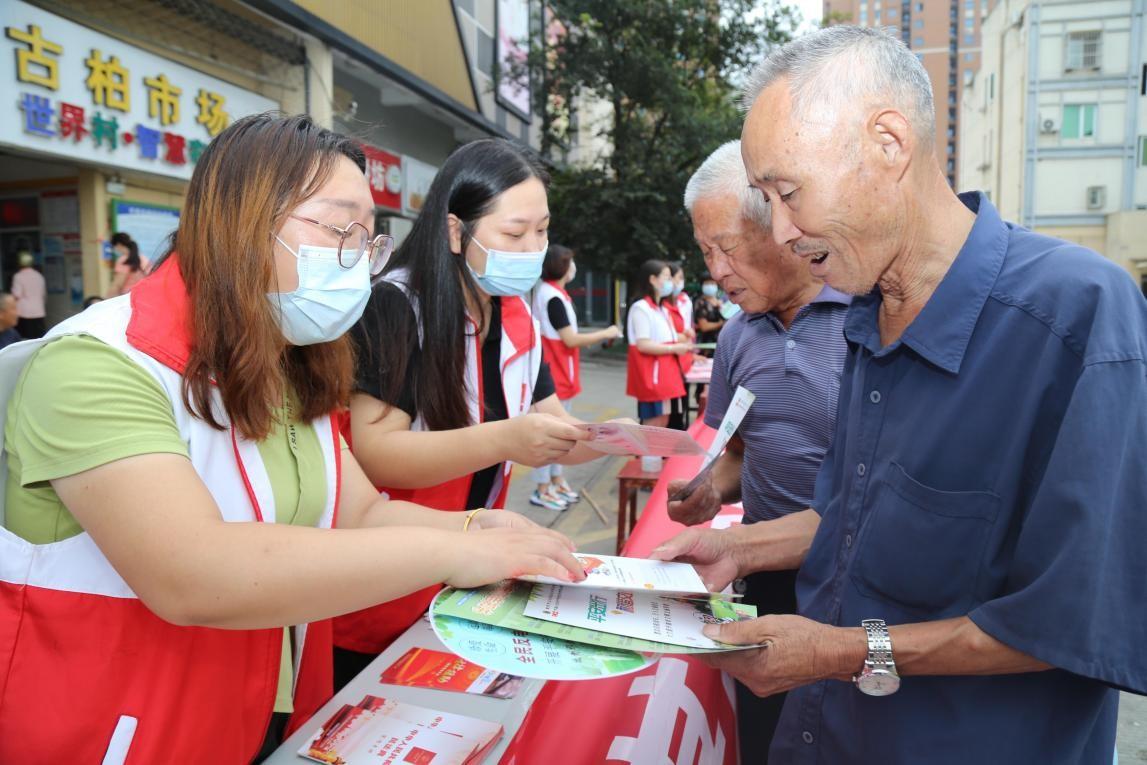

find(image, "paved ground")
[500,351,1147,757]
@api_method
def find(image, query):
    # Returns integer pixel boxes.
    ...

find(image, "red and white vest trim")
[626,297,686,402]
[334,269,543,655]
[533,279,581,400]
[0,274,341,763]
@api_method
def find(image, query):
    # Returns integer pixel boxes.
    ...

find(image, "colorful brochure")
[380,647,523,700]
[430,612,656,681]
[523,584,758,650]
[431,581,743,655]
[517,553,712,597]
[581,422,705,457]
[299,694,502,765]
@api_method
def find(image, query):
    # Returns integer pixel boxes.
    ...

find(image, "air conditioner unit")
[1086,185,1107,210]
[1040,114,1061,133]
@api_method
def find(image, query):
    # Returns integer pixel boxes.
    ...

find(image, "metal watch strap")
[861,619,894,668]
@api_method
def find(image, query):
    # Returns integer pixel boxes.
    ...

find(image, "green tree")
[524,0,797,283]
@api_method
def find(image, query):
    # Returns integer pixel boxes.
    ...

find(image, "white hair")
[740,25,935,146]
[683,140,771,228]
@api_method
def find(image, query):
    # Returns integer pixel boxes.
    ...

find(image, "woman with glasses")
[0,115,584,764]
[333,139,611,684]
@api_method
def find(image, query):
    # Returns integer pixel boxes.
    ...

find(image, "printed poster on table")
[299,695,502,765]
[380,647,523,699]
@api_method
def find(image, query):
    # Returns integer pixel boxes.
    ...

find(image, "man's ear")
[447,214,464,255]
[869,108,914,179]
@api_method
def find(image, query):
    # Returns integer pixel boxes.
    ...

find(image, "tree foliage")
[524,0,798,280]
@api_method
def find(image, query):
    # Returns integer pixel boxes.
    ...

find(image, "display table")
[270,420,742,765]
[615,457,662,553]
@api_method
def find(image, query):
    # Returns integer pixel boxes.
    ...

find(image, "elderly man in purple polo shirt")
[667,139,850,763]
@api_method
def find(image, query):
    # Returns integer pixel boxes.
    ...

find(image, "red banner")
[362,144,402,212]
[499,423,743,765]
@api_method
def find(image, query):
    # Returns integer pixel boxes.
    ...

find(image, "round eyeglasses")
[288,214,394,276]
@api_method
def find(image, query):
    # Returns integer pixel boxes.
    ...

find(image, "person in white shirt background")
[10,251,47,339]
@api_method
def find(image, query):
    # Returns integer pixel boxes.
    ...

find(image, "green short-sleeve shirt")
[4,334,331,713]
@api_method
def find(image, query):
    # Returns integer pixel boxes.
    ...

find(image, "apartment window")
[965,0,975,7]
[915,18,924,28]
[964,34,975,45]
[888,8,898,18]
[860,10,868,22]
[965,17,974,29]
[916,2,923,10]
[1065,31,1102,72]
[1138,136,1147,166]
[914,36,924,46]
[965,52,975,62]
[1062,103,1097,139]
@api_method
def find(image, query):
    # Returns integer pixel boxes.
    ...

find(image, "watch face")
[858,670,900,696]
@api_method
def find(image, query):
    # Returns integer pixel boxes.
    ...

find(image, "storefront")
[1,0,294,326]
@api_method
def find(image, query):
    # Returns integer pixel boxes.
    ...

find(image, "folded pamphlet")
[581,422,705,457]
[516,553,717,597]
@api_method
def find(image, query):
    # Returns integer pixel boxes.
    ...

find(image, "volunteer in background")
[337,139,611,685]
[626,259,690,427]
[663,261,695,429]
[529,244,621,510]
[0,114,583,764]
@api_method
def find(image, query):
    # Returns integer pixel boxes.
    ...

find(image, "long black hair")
[634,258,669,303]
[374,139,549,431]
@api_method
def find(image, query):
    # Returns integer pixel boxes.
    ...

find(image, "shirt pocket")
[850,461,1001,618]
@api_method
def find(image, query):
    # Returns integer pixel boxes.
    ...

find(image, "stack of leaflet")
[298,695,502,765]
[429,554,759,681]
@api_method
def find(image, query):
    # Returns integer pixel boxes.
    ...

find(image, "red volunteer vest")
[536,280,581,399]
[627,297,686,402]
[333,295,537,655]
[0,260,340,763]
[663,296,694,375]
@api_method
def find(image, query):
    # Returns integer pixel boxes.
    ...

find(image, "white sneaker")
[530,490,567,511]
[552,480,580,504]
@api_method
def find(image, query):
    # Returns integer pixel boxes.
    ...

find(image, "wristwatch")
[853,619,900,696]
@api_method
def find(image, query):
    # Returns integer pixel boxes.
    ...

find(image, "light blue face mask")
[658,277,675,298]
[467,237,547,297]
[720,300,742,320]
[268,237,371,345]
[702,283,719,297]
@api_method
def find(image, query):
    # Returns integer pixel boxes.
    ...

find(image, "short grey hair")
[684,140,771,228]
[741,26,934,146]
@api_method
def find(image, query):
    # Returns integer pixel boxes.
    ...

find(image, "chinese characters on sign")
[1,1,273,179]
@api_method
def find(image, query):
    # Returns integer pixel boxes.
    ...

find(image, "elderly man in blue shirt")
[654,25,1146,764]
[670,139,849,764]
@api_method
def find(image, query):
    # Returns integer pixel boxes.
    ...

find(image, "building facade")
[825,0,998,188]
[1,0,546,327]
[961,0,1147,282]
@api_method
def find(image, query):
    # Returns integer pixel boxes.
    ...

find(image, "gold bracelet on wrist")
[462,508,485,532]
